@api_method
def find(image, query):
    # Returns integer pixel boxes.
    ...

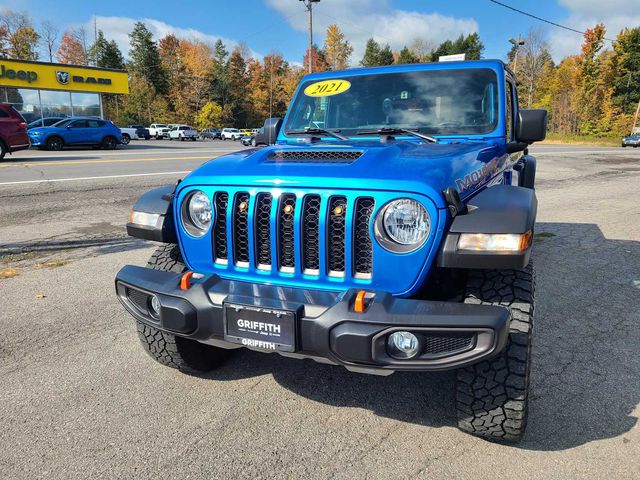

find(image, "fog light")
[148,295,161,318]
[387,331,420,359]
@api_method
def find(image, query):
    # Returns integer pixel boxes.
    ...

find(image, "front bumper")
[115,265,511,375]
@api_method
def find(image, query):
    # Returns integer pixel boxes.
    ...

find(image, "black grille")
[353,198,375,276]
[424,333,475,356]
[254,193,272,267]
[127,287,150,313]
[278,194,297,270]
[328,196,347,274]
[269,150,363,163]
[213,192,229,262]
[233,192,250,265]
[302,195,321,272]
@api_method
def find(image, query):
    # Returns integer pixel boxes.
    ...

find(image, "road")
[0,141,638,479]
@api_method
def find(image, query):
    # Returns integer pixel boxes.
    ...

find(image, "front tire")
[136,244,233,374]
[46,136,64,151]
[455,264,534,443]
[0,141,6,160]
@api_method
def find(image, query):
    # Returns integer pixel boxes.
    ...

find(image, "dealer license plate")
[224,303,296,352]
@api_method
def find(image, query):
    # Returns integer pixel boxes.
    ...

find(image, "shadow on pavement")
[202,221,639,450]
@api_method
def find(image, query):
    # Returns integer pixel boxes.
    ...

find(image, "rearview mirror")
[263,117,283,145]
[515,109,547,144]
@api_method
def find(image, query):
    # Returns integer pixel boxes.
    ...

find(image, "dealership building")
[0,58,129,123]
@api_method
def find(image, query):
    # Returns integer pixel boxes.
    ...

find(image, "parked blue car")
[28,117,123,150]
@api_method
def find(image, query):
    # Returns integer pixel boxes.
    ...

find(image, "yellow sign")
[0,59,129,94]
[304,79,351,97]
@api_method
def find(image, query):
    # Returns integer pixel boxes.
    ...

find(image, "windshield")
[52,119,72,128]
[284,68,499,137]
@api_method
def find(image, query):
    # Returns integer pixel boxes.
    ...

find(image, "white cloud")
[266,0,479,64]
[548,1,640,61]
[89,15,261,60]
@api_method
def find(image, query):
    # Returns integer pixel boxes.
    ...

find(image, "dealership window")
[2,87,101,122]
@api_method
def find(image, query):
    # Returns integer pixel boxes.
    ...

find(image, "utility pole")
[300,0,320,74]
[509,34,525,73]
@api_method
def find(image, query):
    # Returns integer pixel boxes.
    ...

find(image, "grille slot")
[269,150,363,163]
[327,196,347,275]
[278,194,297,271]
[254,193,272,268]
[353,198,375,277]
[232,192,250,266]
[301,195,321,274]
[126,288,150,314]
[212,192,229,263]
[423,333,475,356]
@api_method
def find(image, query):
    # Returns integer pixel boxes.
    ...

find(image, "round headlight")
[381,199,430,248]
[183,190,212,235]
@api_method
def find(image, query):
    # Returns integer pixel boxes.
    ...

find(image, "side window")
[70,120,87,128]
[0,109,9,118]
[505,81,514,141]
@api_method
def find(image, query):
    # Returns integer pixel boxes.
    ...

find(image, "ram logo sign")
[56,70,70,85]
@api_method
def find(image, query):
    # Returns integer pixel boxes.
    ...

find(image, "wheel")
[0,141,6,160]
[180,135,184,141]
[169,136,173,141]
[102,136,117,150]
[121,134,131,145]
[136,244,233,374]
[251,138,256,147]
[455,264,534,443]
[191,137,197,141]
[222,136,227,141]
[46,136,64,151]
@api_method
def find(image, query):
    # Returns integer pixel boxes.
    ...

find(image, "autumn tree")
[0,10,39,60]
[611,27,640,116]
[128,22,167,94]
[513,29,554,108]
[119,73,170,125]
[180,39,214,120]
[323,24,352,70]
[577,24,607,135]
[302,44,328,72]
[226,47,250,126]
[57,31,87,65]
[195,101,224,130]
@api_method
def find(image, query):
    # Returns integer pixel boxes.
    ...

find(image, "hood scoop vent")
[268,150,363,164]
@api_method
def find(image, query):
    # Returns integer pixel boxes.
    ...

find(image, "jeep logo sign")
[0,64,37,83]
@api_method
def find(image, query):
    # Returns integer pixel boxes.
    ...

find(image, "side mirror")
[515,109,547,144]
[263,117,283,145]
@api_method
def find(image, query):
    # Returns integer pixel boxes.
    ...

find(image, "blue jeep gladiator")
[116,60,547,442]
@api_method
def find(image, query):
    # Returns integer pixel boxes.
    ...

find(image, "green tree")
[225,47,250,126]
[195,101,224,129]
[128,22,167,94]
[611,27,640,116]
[89,31,124,69]
[397,46,418,64]
[431,33,484,61]
[119,73,170,125]
[323,24,352,70]
[210,39,229,109]
[360,38,381,66]
[378,44,394,65]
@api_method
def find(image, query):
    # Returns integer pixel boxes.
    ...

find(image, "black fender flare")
[126,184,178,243]
[438,184,537,269]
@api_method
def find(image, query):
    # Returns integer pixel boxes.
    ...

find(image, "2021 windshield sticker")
[304,79,351,97]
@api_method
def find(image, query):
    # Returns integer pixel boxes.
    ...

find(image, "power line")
[488,0,616,42]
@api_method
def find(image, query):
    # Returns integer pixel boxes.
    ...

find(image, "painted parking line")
[0,154,230,168]
[0,171,191,186]
[534,149,639,155]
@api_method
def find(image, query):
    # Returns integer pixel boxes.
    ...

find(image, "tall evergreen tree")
[90,31,124,69]
[611,27,640,116]
[378,44,394,65]
[397,46,418,64]
[360,38,381,67]
[128,22,167,94]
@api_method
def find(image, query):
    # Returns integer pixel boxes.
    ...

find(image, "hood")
[29,125,64,134]
[180,139,507,209]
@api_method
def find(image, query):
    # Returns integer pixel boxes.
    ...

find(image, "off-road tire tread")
[455,264,534,443]
[136,244,232,373]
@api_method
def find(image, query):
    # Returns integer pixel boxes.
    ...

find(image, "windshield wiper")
[285,128,349,141]
[356,128,437,143]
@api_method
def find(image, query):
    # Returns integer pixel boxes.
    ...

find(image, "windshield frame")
[280,63,506,142]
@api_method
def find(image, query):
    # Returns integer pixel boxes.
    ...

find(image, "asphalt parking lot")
[0,141,639,479]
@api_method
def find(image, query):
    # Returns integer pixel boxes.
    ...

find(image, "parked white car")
[148,123,170,139]
[119,127,139,145]
[221,128,242,140]
[168,125,198,141]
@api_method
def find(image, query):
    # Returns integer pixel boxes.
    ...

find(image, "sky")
[4,0,640,64]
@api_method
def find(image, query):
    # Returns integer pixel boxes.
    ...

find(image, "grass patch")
[0,268,19,279]
[37,260,72,269]
[541,133,621,147]
[535,232,556,241]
